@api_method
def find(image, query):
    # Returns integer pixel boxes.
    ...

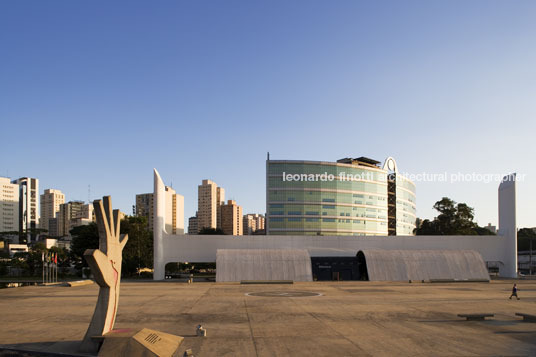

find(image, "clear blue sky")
[1,1,535,229]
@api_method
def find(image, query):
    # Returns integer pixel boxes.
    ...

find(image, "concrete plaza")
[1,280,536,356]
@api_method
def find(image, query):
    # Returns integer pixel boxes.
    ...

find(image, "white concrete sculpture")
[80,196,128,353]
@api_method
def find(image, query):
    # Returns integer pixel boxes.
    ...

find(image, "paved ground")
[1,280,536,356]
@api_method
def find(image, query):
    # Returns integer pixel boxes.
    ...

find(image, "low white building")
[152,169,519,281]
[8,244,29,256]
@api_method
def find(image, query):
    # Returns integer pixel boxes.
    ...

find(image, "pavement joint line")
[287,295,371,356]
[185,286,211,314]
[243,298,260,357]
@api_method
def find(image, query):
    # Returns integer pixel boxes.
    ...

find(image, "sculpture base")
[97,328,184,357]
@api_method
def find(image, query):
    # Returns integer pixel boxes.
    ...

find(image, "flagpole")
[42,252,44,285]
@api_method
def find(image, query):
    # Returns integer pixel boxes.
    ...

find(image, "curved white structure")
[153,169,518,280]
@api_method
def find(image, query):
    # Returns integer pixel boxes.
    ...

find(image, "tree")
[415,197,496,235]
[120,216,153,277]
[518,228,536,252]
[10,243,47,276]
[70,223,99,272]
[199,227,224,235]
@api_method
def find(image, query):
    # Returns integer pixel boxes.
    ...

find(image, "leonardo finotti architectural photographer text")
[282,171,525,184]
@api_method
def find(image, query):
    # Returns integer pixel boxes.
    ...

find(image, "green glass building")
[266,156,416,236]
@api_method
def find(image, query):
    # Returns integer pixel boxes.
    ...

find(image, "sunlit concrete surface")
[1,280,536,356]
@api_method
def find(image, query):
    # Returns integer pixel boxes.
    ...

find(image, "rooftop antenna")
[267,152,270,160]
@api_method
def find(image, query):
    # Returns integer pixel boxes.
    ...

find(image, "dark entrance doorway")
[311,256,363,281]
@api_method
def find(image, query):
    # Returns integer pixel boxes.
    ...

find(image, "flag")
[54,253,58,264]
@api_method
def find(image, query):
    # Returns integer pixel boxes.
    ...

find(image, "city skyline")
[1,1,535,228]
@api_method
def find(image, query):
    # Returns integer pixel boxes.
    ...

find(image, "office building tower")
[266,156,416,236]
[0,177,19,238]
[11,177,39,242]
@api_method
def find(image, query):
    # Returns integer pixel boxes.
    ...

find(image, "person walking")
[509,283,520,300]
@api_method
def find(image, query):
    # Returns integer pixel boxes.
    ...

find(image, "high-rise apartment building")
[221,200,243,235]
[11,177,39,242]
[0,177,19,237]
[40,189,65,233]
[243,213,265,235]
[197,179,225,231]
[136,186,184,234]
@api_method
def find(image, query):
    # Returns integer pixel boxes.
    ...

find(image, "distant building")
[136,193,154,231]
[221,200,243,235]
[243,213,265,235]
[136,186,184,234]
[40,189,65,233]
[11,177,39,242]
[484,223,497,234]
[7,243,28,257]
[43,237,58,249]
[40,237,72,251]
[48,217,60,237]
[188,213,198,235]
[197,179,225,231]
[0,177,19,238]
[58,201,94,237]
[165,186,184,235]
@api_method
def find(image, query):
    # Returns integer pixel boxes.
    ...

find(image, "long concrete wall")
[159,231,506,264]
[153,169,518,280]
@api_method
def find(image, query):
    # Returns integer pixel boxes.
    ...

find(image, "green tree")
[70,222,99,272]
[120,216,153,277]
[415,197,496,235]
[198,227,224,234]
[518,228,536,252]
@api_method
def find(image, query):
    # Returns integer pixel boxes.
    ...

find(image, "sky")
[1,1,535,229]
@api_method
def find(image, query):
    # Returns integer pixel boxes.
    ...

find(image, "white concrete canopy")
[216,249,312,282]
[359,249,490,281]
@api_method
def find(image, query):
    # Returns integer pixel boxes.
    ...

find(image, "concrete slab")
[1,280,536,356]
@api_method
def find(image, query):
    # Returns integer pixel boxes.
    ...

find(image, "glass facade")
[266,159,416,236]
